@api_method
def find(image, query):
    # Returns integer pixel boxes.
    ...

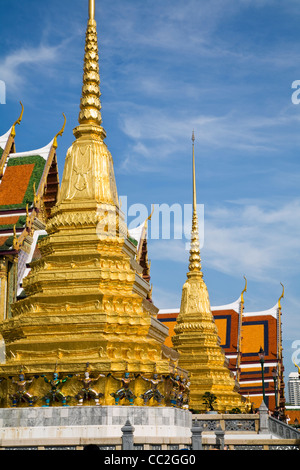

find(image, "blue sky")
[1,0,300,388]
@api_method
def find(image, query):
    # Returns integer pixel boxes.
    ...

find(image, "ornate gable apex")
[0,127,16,179]
[0,102,24,177]
[0,115,65,254]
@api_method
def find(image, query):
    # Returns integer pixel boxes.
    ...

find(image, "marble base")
[0,406,192,449]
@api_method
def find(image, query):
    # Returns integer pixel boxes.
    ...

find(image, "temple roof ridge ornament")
[0,102,24,178]
[278,282,284,310]
[11,102,24,138]
[0,101,23,149]
[53,113,66,149]
[241,275,247,305]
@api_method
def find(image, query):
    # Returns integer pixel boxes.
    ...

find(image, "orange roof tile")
[0,235,11,248]
[0,164,34,206]
[0,215,20,226]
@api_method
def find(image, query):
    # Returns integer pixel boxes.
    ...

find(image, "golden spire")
[57,0,118,207]
[74,0,104,139]
[188,131,202,277]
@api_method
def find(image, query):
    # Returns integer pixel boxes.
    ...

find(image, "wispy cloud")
[148,198,300,283]
[0,44,61,94]
[207,199,300,282]
[116,102,300,174]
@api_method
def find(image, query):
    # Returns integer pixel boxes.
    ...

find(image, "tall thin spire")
[188,131,202,276]
[173,132,246,413]
[74,0,104,139]
[89,0,95,20]
[192,130,196,210]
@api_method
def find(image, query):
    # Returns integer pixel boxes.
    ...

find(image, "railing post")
[191,419,203,450]
[258,400,269,434]
[121,419,135,450]
[215,423,225,450]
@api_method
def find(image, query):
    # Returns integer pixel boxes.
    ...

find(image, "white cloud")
[0,44,60,94]
[204,199,300,281]
[115,101,300,175]
[148,198,300,284]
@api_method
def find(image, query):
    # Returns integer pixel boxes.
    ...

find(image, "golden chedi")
[172,133,246,413]
[0,0,172,407]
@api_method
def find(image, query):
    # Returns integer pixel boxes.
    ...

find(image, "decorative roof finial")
[53,113,66,149]
[11,102,24,138]
[188,131,202,277]
[278,282,284,310]
[145,204,155,227]
[241,276,247,304]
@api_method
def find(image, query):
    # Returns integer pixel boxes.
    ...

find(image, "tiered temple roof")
[0,108,63,322]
